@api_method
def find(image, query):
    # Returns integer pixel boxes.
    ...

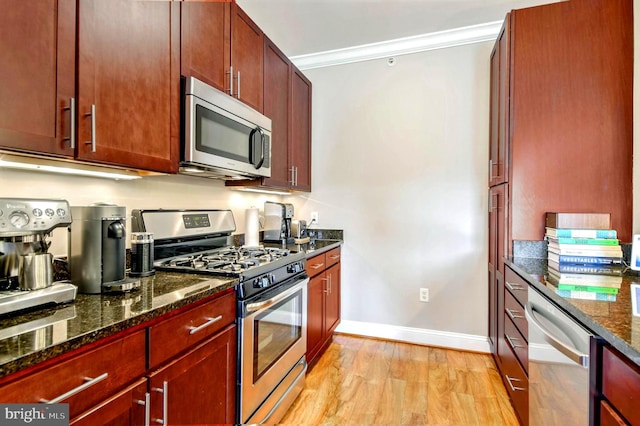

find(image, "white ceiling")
[236,0,563,58]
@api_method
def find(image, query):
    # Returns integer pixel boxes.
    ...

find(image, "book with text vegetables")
[546,227,617,239]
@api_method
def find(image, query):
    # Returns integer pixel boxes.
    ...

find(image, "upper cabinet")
[76,0,180,173]
[0,0,76,157]
[180,1,264,113]
[290,66,312,192]
[491,0,633,246]
[0,0,180,173]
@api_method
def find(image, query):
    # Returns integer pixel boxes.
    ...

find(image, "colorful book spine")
[548,247,623,257]
[549,253,623,265]
[546,228,617,239]
[556,284,619,294]
[547,237,619,246]
[547,261,625,275]
[555,290,617,301]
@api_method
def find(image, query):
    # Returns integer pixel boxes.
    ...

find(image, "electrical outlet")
[310,211,319,225]
[419,288,429,302]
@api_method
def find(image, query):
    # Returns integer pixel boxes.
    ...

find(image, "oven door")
[239,275,308,424]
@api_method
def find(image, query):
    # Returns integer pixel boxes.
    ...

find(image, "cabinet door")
[181,0,230,93]
[290,66,312,191]
[76,0,180,173]
[488,184,506,356]
[0,0,75,156]
[325,263,341,335]
[70,378,147,426]
[307,274,325,362]
[262,37,292,189]
[230,4,263,112]
[489,18,509,187]
[149,325,237,425]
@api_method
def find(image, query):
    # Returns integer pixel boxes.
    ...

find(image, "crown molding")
[290,20,503,70]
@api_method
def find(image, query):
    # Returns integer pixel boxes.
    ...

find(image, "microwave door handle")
[251,126,265,169]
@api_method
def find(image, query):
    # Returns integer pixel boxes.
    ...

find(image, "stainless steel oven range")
[131,208,308,425]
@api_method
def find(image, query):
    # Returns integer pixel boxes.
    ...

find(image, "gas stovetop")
[155,245,304,279]
[131,209,307,300]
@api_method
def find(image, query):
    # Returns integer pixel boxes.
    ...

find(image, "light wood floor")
[279,335,520,425]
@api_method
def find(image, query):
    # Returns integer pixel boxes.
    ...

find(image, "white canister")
[244,207,260,247]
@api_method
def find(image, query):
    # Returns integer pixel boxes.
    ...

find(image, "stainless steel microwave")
[181,77,271,180]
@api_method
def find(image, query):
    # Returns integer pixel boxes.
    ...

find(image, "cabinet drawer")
[326,247,341,268]
[504,289,528,341]
[600,400,627,426]
[0,330,146,419]
[149,291,236,369]
[602,346,640,425]
[504,313,528,372]
[505,266,528,307]
[306,253,327,278]
[499,341,529,426]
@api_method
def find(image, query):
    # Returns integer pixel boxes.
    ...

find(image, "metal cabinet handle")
[489,159,494,180]
[62,97,76,149]
[40,372,108,404]
[295,166,299,186]
[309,262,325,270]
[152,381,168,425]
[289,167,295,185]
[84,104,96,152]
[506,308,524,320]
[329,255,340,261]
[136,392,151,426]
[226,66,234,96]
[505,375,525,392]
[505,334,523,350]
[188,315,222,335]
[505,281,525,292]
[236,71,241,99]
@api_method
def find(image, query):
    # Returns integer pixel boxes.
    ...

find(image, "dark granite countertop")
[0,272,237,379]
[0,238,343,380]
[507,257,640,366]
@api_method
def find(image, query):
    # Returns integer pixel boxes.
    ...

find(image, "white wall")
[287,41,493,342]
[0,170,282,256]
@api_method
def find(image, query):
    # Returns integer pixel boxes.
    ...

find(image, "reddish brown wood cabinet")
[306,247,341,368]
[70,378,148,426]
[0,0,76,157]
[180,1,263,113]
[290,66,312,192]
[599,345,640,425]
[76,0,180,173]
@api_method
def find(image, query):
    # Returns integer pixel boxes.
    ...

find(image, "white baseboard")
[335,320,491,353]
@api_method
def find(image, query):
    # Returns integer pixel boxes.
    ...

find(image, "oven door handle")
[245,279,308,313]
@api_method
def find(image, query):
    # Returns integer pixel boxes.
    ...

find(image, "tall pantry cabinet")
[488,0,632,424]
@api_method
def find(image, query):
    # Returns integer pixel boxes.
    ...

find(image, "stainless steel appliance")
[131,208,308,425]
[68,204,140,293]
[0,198,76,315]
[291,219,309,244]
[526,285,593,425]
[264,201,294,243]
[181,76,272,180]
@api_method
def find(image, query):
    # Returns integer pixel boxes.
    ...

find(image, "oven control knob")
[287,263,301,274]
[269,274,276,284]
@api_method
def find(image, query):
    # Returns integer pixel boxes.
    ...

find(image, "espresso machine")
[263,201,294,243]
[0,198,77,316]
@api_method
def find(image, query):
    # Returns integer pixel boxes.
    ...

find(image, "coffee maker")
[263,201,294,243]
[69,204,140,293]
[0,198,77,315]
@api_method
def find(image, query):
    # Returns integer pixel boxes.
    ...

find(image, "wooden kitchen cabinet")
[488,184,506,358]
[227,38,313,192]
[306,247,341,368]
[76,0,180,173]
[180,1,263,112]
[0,0,76,157]
[148,324,237,425]
[599,345,640,425]
[488,18,508,187]
[70,378,148,426]
[0,330,147,421]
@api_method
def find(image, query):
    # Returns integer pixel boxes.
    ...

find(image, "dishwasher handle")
[525,301,589,368]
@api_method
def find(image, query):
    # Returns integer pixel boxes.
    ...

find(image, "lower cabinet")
[0,290,237,426]
[148,325,237,425]
[306,247,341,367]
[599,345,640,425]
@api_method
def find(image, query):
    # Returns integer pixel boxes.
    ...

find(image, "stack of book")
[545,212,624,301]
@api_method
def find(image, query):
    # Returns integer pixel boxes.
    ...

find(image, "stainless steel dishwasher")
[526,285,594,425]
